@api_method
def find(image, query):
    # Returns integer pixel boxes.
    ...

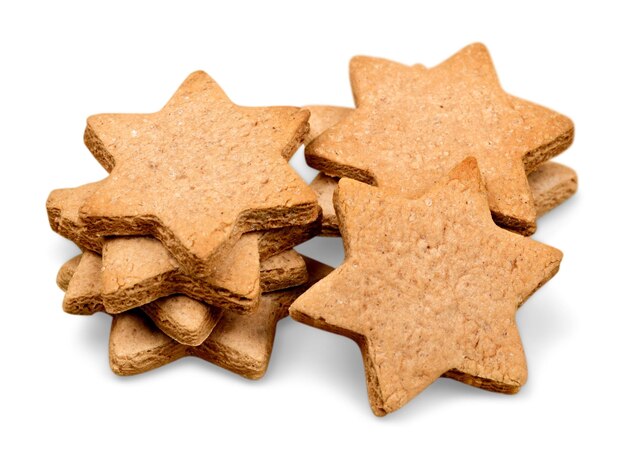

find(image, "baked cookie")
[290,158,563,415]
[58,249,308,346]
[305,44,574,235]
[310,162,577,236]
[78,71,319,276]
[109,257,333,378]
[48,181,321,313]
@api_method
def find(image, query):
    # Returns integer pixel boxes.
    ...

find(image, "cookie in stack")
[47,71,329,378]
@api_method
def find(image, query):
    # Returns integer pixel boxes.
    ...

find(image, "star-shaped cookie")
[57,249,308,346]
[305,44,574,235]
[79,71,318,275]
[48,181,320,313]
[290,158,563,416]
[303,105,576,236]
[109,257,333,378]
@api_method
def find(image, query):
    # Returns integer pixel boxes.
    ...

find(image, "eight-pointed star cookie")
[290,158,563,416]
[305,44,574,235]
[79,71,318,276]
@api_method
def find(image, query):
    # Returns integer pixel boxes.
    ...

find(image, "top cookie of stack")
[47,71,322,358]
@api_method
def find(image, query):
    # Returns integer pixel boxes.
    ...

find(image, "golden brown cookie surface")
[310,161,577,237]
[58,249,309,346]
[109,257,333,378]
[305,44,574,235]
[79,71,318,275]
[290,158,562,415]
[48,181,320,313]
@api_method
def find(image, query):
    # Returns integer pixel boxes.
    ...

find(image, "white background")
[1,1,623,457]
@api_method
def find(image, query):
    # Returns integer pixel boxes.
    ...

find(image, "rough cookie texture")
[78,71,319,276]
[101,234,262,314]
[528,162,578,217]
[109,257,333,378]
[47,182,104,252]
[58,249,309,346]
[290,158,563,416]
[48,181,321,313]
[302,105,353,145]
[56,254,81,290]
[310,162,577,236]
[259,250,308,292]
[305,44,574,235]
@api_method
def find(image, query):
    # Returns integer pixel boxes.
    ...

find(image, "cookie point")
[336,177,368,195]
[448,157,482,186]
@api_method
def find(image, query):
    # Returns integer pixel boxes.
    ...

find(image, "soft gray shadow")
[270,317,372,413]
[50,236,81,264]
[516,286,572,366]
[296,236,345,268]
[77,312,112,353]
[75,312,114,378]
[534,192,580,238]
[381,376,506,421]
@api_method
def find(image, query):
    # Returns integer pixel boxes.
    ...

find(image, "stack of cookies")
[48,43,577,416]
[47,71,332,379]
[290,43,576,415]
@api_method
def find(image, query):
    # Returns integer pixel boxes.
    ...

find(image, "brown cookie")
[310,162,577,236]
[529,162,579,217]
[48,181,321,313]
[109,257,333,378]
[258,250,308,292]
[305,44,574,235]
[59,249,308,346]
[56,254,81,290]
[290,158,562,416]
[302,105,353,145]
[78,71,319,276]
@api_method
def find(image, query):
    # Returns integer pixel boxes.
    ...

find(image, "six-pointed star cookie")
[309,162,578,236]
[57,249,308,346]
[79,71,318,275]
[305,43,574,235]
[303,105,577,236]
[109,257,333,378]
[48,180,320,313]
[290,158,563,416]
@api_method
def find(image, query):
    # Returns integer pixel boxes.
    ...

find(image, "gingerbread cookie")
[48,181,321,313]
[528,162,578,217]
[290,158,562,415]
[305,44,574,235]
[56,254,81,290]
[59,249,308,346]
[310,162,577,236]
[109,257,333,378]
[304,104,576,235]
[79,71,318,276]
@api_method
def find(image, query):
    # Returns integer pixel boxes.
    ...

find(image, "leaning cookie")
[57,249,309,346]
[290,158,562,416]
[310,162,577,236]
[47,180,321,313]
[109,257,333,379]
